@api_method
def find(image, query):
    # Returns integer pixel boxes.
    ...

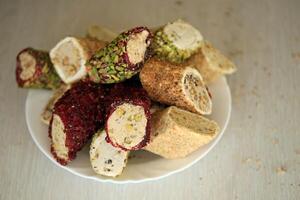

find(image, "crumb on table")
[276,166,287,175]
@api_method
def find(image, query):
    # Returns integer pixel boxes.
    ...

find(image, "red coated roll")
[49,81,105,165]
[16,47,61,89]
[105,84,151,151]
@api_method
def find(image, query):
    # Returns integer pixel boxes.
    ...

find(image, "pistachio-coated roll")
[152,19,203,64]
[86,27,152,84]
[16,48,61,89]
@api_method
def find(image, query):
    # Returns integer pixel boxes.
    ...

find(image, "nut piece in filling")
[186,40,236,84]
[90,130,129,177]
[140,58,212,115]
[86,27,152,84]
[153,19,203,63]
[144,106,219,159]
[106,103,147,150]
[15,48,61,89]
[50,37,106,84]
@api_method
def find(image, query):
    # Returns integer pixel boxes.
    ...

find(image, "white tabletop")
[0,0,299,199]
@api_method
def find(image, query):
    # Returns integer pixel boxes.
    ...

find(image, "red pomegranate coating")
[105,83,152,151]
[49,80,105,165]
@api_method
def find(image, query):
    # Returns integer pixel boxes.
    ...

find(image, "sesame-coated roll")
[50,37,106,84]
[105,84,151,151]
[15,48,61,89]
[140,59,212,115]
[144,106,219,159]
[49,81,105,165]
[152,19,203,64]
[86,27,152,84]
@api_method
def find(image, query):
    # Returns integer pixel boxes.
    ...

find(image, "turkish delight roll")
[50,37,106,84]
[145,106,219,159]
[86,27,152,83]
[105,84,151,151]
[15,48,61,89]
[140,59,212,115]
[186,41,237,84]
[152,19,203,64]
[49,81,105,165]
[90,129,129,177]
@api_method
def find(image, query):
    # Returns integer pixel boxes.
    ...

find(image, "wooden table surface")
[0,0,299,199]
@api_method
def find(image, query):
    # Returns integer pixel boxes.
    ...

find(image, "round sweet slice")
[90,130,129,177]
[182,68,212,115]
[104,84,151,151]
[106,103,148,150]
[153,19,203,63]
[140,58,212,115]
[50,37,106,84]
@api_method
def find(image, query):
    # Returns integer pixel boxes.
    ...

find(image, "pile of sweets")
[16,20,235,177]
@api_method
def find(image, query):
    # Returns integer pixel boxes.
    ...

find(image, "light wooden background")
[0,0,299,199]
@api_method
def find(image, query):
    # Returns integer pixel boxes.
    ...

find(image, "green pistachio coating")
[86,27,151,84]
[152,29,200,64]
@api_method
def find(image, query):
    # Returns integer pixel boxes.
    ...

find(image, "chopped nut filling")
[107,103,147,149]
[127,30,149,64]
[51,114,68,160]
[53,40,81,77]
[90,131,129,177]
[183,71,211,113]
[19,52,36,80]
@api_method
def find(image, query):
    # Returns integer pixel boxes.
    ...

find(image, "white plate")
[25,76,231,184]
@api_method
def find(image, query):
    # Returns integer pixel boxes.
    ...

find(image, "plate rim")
[25,76,232,184]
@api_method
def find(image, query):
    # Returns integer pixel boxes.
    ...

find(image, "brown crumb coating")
[139,58,211,115]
